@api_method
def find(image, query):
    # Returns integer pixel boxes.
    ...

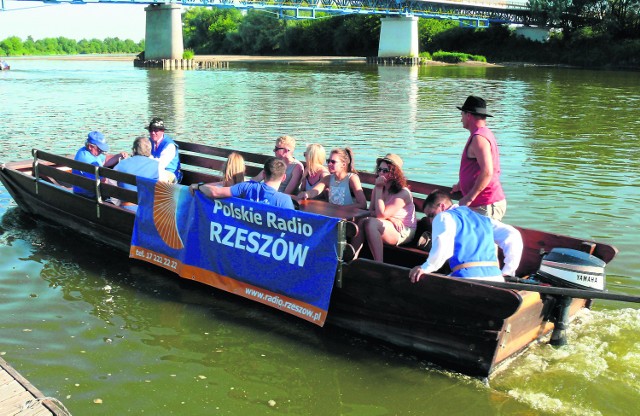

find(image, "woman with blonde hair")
[253,135,304,195]
[300,144,329,192]
[295,147,367,209]
[212,152,245,187]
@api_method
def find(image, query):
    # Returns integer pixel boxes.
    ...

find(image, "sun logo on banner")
[152,181,184,250]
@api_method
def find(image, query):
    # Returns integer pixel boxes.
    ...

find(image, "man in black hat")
[148,117,182,183]
[451,95,506,221]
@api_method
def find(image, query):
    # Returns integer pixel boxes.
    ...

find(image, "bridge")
[8,0,534,59]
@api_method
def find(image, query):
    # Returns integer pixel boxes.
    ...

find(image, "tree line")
[181,4,639,68]
[2,1,638,68]
[0,36,144,56]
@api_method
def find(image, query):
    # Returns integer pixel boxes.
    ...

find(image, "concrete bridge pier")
[144,4,184,60]
[378,16,419,58]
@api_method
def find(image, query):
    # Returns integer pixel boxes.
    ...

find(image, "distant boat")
[0,61,9,71]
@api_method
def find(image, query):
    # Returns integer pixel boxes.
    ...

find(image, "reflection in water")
[376,66,419,144]
[146,69,186,134]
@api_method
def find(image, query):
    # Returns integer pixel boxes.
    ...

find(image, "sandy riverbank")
[6,54,500,66]
[8,54,365,63]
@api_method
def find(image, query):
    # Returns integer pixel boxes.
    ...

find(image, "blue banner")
[130,177,341,325]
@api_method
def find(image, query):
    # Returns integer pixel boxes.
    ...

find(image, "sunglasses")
[326,159,339,164]
[91,144,106,155]
[376,167,390,174]
[150,128,164,132]
[274,147,289,152]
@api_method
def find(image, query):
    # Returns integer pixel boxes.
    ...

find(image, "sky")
[0,1,147,41]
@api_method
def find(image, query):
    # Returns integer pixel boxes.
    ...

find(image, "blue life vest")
[151,135,182,182]
[448,207,502,278]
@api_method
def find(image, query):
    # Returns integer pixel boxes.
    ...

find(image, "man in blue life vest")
[72,131,127,198]
[189,157,295,210]
[148,117,182,183]
[409,190,522,283]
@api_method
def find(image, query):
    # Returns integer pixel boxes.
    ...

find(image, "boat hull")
[0,152,608,378]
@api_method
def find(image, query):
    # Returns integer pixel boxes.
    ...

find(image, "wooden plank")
[0,357,68,416]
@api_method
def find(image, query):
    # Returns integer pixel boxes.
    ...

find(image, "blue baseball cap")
[87,131,109,152]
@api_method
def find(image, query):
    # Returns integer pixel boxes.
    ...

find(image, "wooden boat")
[0,141,622,378]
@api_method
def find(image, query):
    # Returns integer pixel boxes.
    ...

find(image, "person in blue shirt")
[72,131,126,197]
[114,136,171,211]
[148,117,182,183]
[189,157,294,210]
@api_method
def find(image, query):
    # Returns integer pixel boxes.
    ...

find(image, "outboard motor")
[534,248,607,346]
[536,247,606,291]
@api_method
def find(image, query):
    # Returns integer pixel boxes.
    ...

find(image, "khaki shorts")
[396,226,417,246]
[471,199,507,221]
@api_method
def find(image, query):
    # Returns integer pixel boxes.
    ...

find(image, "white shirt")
[420,207,523,278]
[151,141,177,172]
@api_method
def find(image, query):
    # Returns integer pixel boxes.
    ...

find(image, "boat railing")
[176,140,267,185]
[31,149,138,217]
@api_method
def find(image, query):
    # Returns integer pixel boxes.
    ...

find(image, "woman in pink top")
[351,154,416,262]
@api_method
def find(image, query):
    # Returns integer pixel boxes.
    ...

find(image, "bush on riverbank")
[431,51,487,63]
[427,24,640,68]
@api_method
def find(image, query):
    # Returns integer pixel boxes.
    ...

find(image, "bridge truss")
[12,0,533,25]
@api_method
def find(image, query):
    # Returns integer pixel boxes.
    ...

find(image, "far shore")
[6,54,501,67]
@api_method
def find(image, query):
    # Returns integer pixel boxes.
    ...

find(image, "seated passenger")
[147,117,182,183]
[211,152,245,187]
[253,135,303,195]
[190,157,294,210]
[409,190,523,283]
[300,144,329,193]
[350,154,416,262]
[294,147,367,209]
[72,131,127,198]
[114,136,170,211]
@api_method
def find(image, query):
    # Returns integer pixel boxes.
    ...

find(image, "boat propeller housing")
[536,248,606,291]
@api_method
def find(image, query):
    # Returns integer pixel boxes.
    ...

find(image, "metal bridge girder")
[11,0,532,24]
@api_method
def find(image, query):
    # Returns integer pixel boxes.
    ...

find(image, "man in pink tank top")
[451,95,506,221]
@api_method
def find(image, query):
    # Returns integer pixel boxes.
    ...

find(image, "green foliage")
[235,11,286,55]
[183,49,195,59]
[418,18,458,48]
[431,51,486,63]
[418,51,432,60]
[0,36,143,56]
[182,7,243,54]
[332,15,380,56]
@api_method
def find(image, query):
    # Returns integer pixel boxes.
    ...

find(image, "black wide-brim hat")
[457,95,493,117]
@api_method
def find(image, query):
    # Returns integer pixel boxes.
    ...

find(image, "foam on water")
[493,308,640,415]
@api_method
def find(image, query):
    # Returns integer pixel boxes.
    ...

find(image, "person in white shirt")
[409,190,522,283]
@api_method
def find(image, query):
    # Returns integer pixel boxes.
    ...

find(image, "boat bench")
[31,150,139,207]
[176,140,268,185]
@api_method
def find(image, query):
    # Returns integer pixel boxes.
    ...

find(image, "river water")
[0,59,638,415]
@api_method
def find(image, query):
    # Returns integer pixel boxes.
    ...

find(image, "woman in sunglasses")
[295,147,367,209]
[253,135,303,195]
[350,154,416,262]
